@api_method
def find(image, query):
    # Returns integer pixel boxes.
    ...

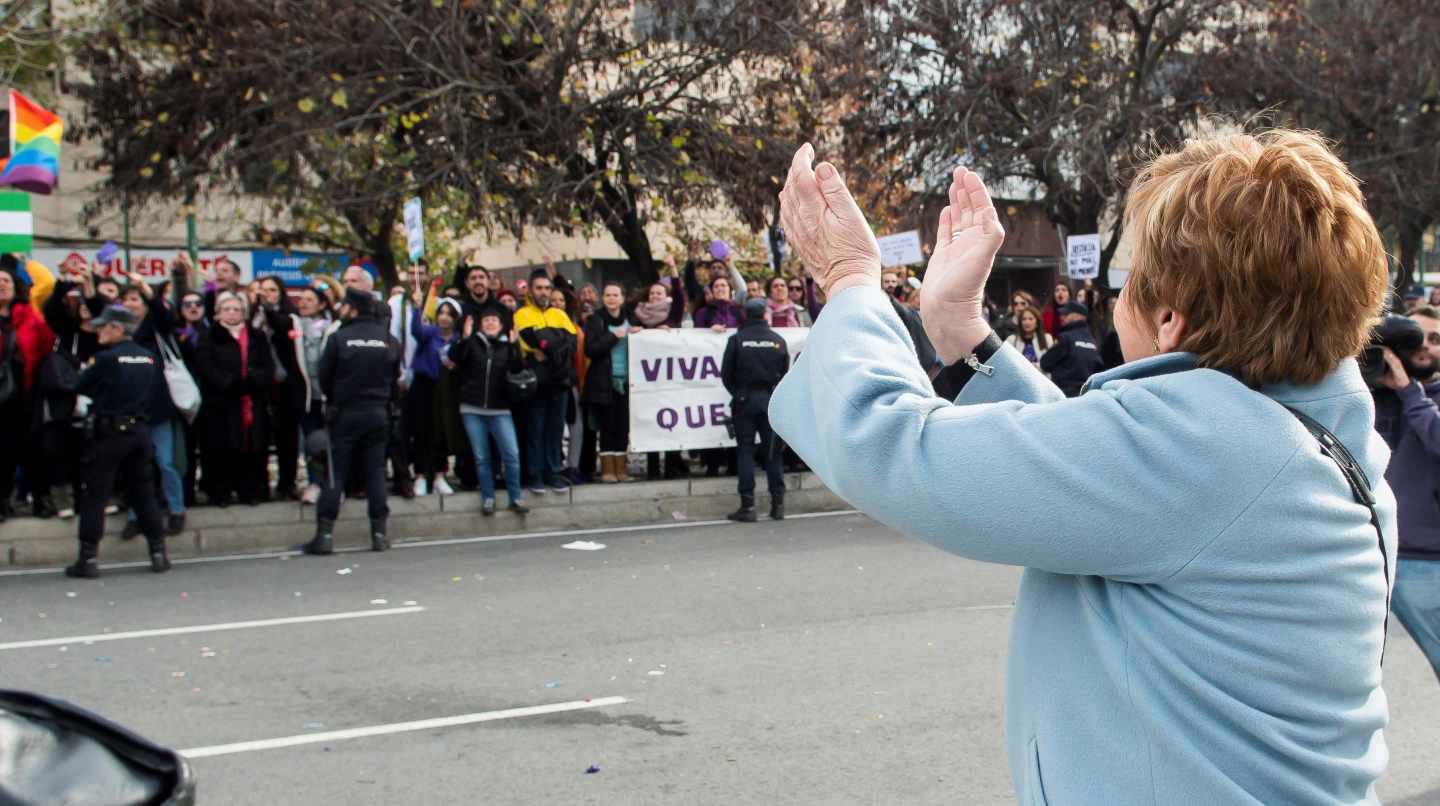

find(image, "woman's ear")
[1154,307,1189,353]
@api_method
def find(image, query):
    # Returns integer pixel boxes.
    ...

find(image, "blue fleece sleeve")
[768,285,1236,582]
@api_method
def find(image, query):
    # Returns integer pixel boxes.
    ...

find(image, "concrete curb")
[0,473,848,567]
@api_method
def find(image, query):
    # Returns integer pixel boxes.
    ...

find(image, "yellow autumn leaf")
[150,152,161,163]
[139,167,154,178]
[298,98,317,113]
[671,135,687,148]
[331,89,348,109]
[754,138,764,150]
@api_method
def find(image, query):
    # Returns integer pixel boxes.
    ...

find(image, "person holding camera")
[1370,309,1440,681]
[66,305,170,579]
[304,288,401,556]
[450,310,529,516]
[721,297,790,522]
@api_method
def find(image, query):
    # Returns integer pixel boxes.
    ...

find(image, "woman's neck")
[605,305,622,317]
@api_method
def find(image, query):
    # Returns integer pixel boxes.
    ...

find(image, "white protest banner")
[876,230,924,266]
[32,247,254,285]
[403,197,425,262]
[1066,233,1101,280]
[628,327,809,452]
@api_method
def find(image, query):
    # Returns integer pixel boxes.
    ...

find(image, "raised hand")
[920,166,1007,363]
[778,143,881,298]
[463,315,475,338]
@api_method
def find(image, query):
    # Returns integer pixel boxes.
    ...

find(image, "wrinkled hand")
[921,166,1006,363]
[778,143,881,298]
[1381,347,1412,391]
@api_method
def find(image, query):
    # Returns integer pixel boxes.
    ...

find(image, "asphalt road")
[2,513,1437,805]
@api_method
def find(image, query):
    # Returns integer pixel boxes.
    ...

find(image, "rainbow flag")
[0,91,61,194]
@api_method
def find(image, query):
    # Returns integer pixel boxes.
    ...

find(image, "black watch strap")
[936,331,1003,392]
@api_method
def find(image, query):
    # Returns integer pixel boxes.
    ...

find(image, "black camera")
[1360,315,1425,389]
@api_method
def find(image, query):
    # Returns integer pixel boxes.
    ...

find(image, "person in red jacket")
[0,259,57,521]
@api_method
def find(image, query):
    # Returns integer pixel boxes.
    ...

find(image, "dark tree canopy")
[70,0,832,286]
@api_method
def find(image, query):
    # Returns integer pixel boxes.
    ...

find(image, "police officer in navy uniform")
[66,305,171,579]
[721,297,791,523]
[305,288,401,555]
[1040,301,1106,397]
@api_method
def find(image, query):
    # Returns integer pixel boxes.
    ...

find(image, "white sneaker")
[433,477,455,496]
[413,477,429,497]
[301,484,321,505]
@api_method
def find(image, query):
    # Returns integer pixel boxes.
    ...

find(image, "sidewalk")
[0,474,847,568]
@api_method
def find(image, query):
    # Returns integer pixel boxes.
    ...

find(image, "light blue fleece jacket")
[770,286,1396,805]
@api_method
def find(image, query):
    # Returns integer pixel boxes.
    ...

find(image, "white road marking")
[180,696,629,758]
[0,510,862,576]
[0,606,426,651]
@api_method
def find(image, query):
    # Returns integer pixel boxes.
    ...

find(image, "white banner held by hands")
[627,328,809,452]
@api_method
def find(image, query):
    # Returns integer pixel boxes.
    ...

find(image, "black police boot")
[303,520,335,556]
[147,537,172,573]
[166,513,186,536]
[64,543,100,579]
[120,520,142,541]
[726,496,757,523]
[32,495,57,520]
[370,518,389,552]
[770,492,785,521]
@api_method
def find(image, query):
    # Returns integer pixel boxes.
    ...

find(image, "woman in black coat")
[194,291,275,506]
[582,282,642,483]
[254,275,308,500]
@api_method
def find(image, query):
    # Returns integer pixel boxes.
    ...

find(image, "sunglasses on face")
[788,285,804,291]
[182,300,204,308]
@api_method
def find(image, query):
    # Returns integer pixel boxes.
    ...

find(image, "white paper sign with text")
[627,327,809,452]
[1066,233,1102,280]
[876,230,924,266]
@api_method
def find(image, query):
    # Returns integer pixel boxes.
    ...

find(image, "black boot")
[120,520,142,541]
[304,520,335,555]
[166,513,186,536]
[726,496,757,523]
[64,543,100,579]
[370,517,389,552]
[147,537,171,573]
[770,492,785,521]
[32,495,57,519]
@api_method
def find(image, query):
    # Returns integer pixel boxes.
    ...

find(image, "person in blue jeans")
[449,312,528,516]
[114,269,187,537]
[1373,307,1440,682]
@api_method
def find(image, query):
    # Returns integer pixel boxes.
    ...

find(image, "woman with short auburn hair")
[770,130,1394,804]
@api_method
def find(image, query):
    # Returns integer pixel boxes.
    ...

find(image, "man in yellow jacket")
[514,268,578,495]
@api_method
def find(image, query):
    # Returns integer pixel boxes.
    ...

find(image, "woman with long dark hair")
[583,282,642,482]
[252,275,306,500]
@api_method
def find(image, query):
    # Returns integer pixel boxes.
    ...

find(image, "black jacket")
[581,306,641,407]
[193,323,275,453]
[76,340,161,420]
[319,314,399,410]
[721,318,789,400]
[1040,320,1105,396]
[450,331,522,410]
[121,294,179,425]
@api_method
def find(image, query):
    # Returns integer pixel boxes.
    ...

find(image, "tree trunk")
[767,205,785,274]
[600,186,657,285]
[1396,218,1426,300]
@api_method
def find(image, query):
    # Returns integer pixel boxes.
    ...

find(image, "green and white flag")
[0,190,32,252]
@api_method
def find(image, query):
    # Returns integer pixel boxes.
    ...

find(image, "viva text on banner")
[627,328,809,453]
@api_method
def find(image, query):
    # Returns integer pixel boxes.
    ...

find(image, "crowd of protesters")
[0,239,1124,528]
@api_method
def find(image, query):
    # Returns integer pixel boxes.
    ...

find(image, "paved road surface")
[2,513,1437,804]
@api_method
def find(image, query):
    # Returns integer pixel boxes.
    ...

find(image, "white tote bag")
[158,335,202,423]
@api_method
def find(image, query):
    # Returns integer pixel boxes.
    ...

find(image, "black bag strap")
[1283,406,1391,663]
